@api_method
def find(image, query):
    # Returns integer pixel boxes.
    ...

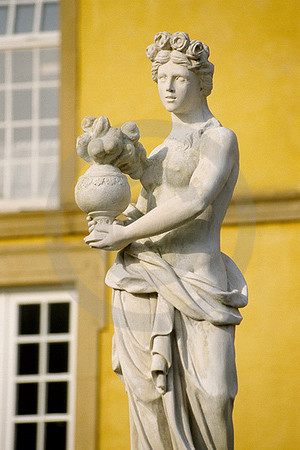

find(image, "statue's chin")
[163,102,178,112]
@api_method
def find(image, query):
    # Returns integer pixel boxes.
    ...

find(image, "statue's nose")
[166,79,175,92]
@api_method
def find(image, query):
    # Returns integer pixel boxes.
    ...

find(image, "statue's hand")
[86,215,96,233]
[88,221,132,251]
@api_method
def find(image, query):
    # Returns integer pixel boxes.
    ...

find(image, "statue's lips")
[165,96,176,101]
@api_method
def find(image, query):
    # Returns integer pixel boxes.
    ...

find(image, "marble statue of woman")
[88,32,248,450]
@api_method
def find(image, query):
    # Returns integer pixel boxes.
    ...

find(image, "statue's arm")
[123,187,148,221]
[189,127,239,207]
[90,128,238,250]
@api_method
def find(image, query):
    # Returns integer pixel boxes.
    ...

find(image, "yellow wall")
[78,0,299,196]
[223,222,300,449]
[77,0,299,448]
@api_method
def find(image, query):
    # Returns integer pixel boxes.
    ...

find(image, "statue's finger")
[89,242,107,249]
[94,224,110,233]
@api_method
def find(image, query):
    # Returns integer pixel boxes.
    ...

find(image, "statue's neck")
[170,97,214,140]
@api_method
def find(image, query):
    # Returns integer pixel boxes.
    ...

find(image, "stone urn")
[75,164,131,243]
[75,115,149,244]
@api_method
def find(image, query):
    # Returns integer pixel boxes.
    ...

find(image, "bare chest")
[142,140,200,193]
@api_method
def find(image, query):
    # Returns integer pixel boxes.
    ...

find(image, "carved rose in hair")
[202,42,210,57]
[170,32,190,52]
[154,31,172,50]
[186,40,204,59]
[146,44,158,62]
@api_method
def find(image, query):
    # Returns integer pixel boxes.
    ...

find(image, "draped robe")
[106,239,248,449]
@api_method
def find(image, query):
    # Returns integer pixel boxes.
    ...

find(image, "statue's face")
[157,60,201,114]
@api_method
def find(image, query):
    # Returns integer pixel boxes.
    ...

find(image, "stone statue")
[75,31,248,450]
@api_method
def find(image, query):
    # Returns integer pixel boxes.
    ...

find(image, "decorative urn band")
[75,164,131,219]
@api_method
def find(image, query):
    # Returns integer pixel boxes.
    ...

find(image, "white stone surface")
[79,31,248,449]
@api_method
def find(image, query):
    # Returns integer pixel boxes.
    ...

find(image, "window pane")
[18,304,40,335]
[18,343,39,375]
[40,48,59,81]
[16,382,38,415]
[40,87,58,119]
[38,161,58,198]
[45,422,66,450]
[0,91,4,121]
[40,126,58,156]
[13,127,32,157]
[0,128,4,158]
[47,342,68,373]
[12,50,33,83]
[48,303,69,333]
[41,3,59,31]
[0,51,4,83]
[46,382,67,413]
[0,6,8,35]
[14,5,34,33]
[15,423,37,450]
[12,89,32,120]
[11,162,31,198]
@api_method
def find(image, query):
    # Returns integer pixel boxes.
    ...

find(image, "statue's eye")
[158,75,167,81]
[175,76,186,82]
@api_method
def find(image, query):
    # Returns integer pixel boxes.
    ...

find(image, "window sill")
[0,208,87,239]
[0,32,60,50]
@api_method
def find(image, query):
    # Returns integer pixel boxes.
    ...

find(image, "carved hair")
[146,32,214,97]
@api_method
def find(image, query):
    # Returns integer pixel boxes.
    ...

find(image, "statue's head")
[146,32,214,98]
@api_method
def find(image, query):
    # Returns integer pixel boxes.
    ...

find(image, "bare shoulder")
[204,126,238,148]
[202,126,239,161]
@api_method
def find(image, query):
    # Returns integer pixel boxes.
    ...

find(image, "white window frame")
[0,288,77,450]
[0,0,60,212]
[0,0,59,36]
